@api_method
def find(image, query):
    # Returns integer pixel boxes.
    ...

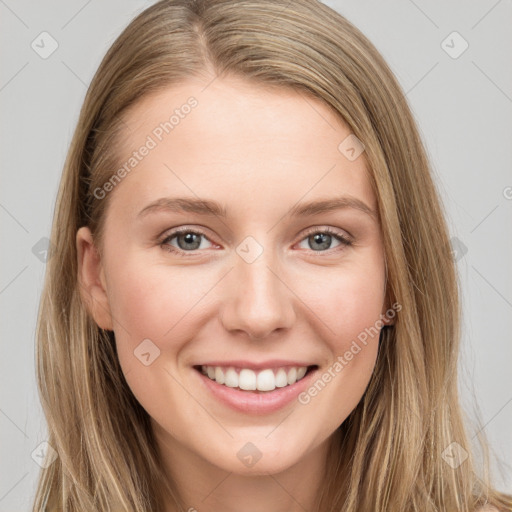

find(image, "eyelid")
[158,225,213,241]
[299,225,353,243]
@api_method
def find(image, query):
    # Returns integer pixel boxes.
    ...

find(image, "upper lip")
[194,360,317,371]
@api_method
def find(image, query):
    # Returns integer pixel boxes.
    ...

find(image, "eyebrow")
[137,196,377,220]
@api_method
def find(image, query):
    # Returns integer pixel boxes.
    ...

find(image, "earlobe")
[76,226,113,331]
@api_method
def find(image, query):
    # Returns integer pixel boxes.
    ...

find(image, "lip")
[193,365,319,415]
[193,359,314,371]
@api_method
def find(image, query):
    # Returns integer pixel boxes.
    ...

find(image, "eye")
[160,228,214,256]
[159,226,352,257]
[296,227,352,253]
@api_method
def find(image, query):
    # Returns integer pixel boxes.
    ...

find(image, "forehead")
[109,76,376,221]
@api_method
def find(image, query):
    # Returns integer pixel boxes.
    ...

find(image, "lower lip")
[194,366,318,415]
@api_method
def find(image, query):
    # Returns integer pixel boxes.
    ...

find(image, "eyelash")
[158,226,353,258]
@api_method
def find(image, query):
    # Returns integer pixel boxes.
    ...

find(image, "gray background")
[1,0,511,509]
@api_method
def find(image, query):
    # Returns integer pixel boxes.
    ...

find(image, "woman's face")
[77,76,390,477]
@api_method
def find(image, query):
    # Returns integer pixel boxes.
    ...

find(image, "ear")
[76,226,113,331]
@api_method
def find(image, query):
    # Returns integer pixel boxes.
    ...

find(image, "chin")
[205,438,309,476]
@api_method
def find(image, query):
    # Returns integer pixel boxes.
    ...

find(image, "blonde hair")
[33,0,512,510]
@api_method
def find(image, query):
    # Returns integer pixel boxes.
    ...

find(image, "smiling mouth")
[193,364,318,393]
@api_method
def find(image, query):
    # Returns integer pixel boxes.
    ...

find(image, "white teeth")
[199,365,310,391]
[257,369,275,391]
[275,368,288,387]
[296,366,307,380]
[224,367,238,388]
[287,367,297,385]
[214,366,225,385]
[239,369,256,390]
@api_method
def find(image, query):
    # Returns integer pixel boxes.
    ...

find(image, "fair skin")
[77,75,393,512]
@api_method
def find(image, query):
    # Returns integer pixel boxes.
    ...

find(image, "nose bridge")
[221,235,295,338]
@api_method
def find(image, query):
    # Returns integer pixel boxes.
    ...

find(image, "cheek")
[105,257,204,417]
[106,256,225,368]
[105,258,185,356]
[294,263,384,420]
[306,263,385,350]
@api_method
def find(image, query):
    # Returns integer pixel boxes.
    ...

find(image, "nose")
[220,246,296,340]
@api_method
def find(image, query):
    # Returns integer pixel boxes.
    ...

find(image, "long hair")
[33,0,512,510]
